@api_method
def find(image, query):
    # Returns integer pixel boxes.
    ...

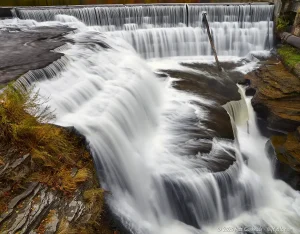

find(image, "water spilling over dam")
[14,4,274,59]
[6,3,300,234]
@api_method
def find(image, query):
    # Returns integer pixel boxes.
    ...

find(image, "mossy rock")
[277,45,300,77]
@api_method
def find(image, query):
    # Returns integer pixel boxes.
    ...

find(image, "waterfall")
[14,4,274,59]
[8,4,300,234]
[105,21,272,58]
[25,37,267,232]
[223,86,249,126]
[14,5,187,28]
[187,5,274,26]
[15,4,273,27]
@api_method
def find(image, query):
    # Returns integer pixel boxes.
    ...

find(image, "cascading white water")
[7,4,300,233]
[14,4,273,58]
[15,4,273,27]
[15,5,187,28]
[187,5,274,25]
[106,21,272,58]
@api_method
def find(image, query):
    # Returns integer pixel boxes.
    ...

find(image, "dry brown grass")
[0,84,91,193]
[0,84,110,233]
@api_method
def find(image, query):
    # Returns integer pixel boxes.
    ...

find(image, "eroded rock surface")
[160,62,244,172]
[246,58,300,190]
[0,26,73,85]
[0,147,108,233]
[246,61,300,132]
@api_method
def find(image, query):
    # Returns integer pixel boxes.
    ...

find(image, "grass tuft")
[0,83,108,233]
[278,45,300,69]
[0,84,91,193]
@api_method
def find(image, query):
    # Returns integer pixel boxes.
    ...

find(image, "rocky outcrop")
[0,136,113,234]
[246,58,300,189]
[0,84,115,233]
[246,60,300,132]
[272,127,300,171]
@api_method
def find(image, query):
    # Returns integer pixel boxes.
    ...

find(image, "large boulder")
[247,59,300,189]
[246,61,300,132]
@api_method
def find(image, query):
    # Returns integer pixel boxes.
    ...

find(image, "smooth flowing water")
[7,4,300,234]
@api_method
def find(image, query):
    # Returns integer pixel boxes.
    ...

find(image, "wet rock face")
[162,62,242,141]
[160,62,244,172]
[0,26,73,85]
[271,128,300,174]
[246,60,300,132]
[247,58,300,189]
[266,138,300,190]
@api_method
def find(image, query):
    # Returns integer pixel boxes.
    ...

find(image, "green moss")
[277,45,300,69]
[276,16,289,32]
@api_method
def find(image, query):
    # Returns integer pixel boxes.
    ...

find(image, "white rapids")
[5,4,300,234]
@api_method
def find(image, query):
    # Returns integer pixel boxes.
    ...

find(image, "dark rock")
[245,87,256,96]
[296,126,300,140]
[0,127,115,233]
[251,96,270,119]
[0,7,13,18]
[266,140,300,190]
[237,78,250,85]
[155,72,168,78]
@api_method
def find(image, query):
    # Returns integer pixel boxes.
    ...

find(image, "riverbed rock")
[158,62,243,172]
[0,26,73,85]
[162,63,241,141]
